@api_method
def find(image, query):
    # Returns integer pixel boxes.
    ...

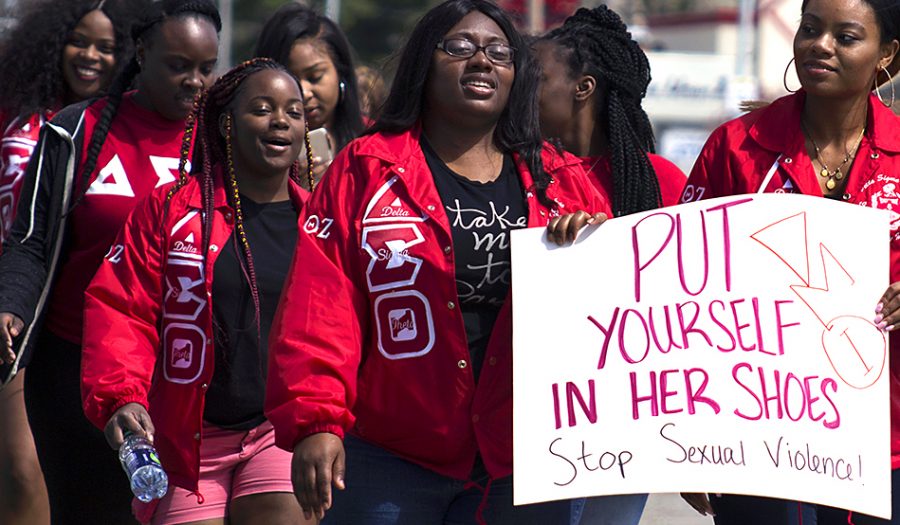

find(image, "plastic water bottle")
[119,432,168,502]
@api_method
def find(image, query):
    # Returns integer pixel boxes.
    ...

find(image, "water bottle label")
[125,449,162,473]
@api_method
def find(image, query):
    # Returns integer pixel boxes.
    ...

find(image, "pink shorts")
[140,420,294,525]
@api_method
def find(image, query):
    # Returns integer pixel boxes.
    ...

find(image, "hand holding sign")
[512,194,891,518]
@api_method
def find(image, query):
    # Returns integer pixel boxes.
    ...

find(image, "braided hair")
[70,0,221,211]
[0,0,145,123]
[166,58,311,335]
[541,5,661,216]
[369,0,554,207]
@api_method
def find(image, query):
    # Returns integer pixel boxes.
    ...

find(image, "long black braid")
[542,5,661,216]
[69,0,221,211]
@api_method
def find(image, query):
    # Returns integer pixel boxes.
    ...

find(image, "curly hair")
[0,0,146,123]
[539,5,662,216]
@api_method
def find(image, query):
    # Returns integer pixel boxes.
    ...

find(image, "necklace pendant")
[834,169,844,181]
[826,178,837,190]
[820,168,830,178]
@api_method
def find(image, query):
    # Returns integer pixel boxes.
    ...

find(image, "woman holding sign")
[680,0,900,523]
[533,5,686,524]
[264,0,609,522]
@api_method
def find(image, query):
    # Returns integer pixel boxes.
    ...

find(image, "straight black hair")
[255,3,364,151]
[369,0,552,205]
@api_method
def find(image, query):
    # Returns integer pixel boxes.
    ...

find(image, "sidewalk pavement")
[639,493,714,525]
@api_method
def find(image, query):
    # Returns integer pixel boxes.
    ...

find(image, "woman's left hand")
[876,282,900,331]
[546,211,608,246]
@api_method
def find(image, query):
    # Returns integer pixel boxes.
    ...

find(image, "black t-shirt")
[203,196,298,430]
[422,138,527,382]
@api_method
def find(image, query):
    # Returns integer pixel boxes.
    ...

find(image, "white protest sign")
[511,193,891,518]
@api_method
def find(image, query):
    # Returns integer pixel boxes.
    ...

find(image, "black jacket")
[0,100,92,386]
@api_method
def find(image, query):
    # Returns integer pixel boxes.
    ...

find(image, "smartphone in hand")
[305,127,334,165]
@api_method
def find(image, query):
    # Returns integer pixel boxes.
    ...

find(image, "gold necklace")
[801,120,866,191]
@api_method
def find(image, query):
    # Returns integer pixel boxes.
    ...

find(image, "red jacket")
[583,153,686,208]
[0,113,49,248]
[81,172,307,492]
[681,91,900,468]
[265,127,610,480]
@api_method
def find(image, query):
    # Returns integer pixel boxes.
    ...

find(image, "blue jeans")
[571,494,648,525]
[323,434,576,524]
[711,494,817,525]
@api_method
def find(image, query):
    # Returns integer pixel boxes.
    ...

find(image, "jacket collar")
[353,122,427,167]
[749,91,900,154]
[187,166,230,209]
[352,121,581,187]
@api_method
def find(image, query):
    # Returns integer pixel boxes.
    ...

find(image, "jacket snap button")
[447,301,455,309]
[201,383,208,390]
[427,205,435,212]
[843,193,851,201]
[443,246,451,254]
[526,191,533,198]
[488,356,497,366]
[224,212,233,220]
[193,433,201,440]
[210,245,218,252]
[871,153,880,159]
[397,167,406,173]
[457,360,467,369]
[784,157,792,164]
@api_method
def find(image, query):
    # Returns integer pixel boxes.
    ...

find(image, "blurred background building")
[1,0,897,171]
[223,0,800,172]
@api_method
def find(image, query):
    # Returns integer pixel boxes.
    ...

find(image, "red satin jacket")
[265,126,610,480]
[682,91,900,468]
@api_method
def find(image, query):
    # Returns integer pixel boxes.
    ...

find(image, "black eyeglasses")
[436,38,516,65]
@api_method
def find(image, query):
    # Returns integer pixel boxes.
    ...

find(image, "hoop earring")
[783,58,799,93]
[875,66,896,108]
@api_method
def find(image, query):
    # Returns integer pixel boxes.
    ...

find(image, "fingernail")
[878,321,888,330]
[876,303,884,313]
[875,314,884,323]
[888,325,895,332]
[586,217,595,224]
